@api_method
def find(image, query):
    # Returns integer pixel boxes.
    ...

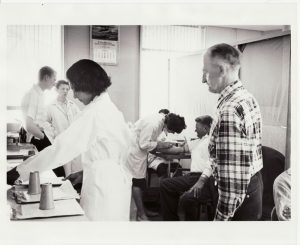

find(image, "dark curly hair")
[165,113,186,134]
[158,109,170,115]
[66,59,111,96]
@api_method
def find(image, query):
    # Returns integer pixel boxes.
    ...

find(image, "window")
[139,25,204,118]
[6,25,63,123]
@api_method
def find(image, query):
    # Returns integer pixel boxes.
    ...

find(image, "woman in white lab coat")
[15,59,133,221]
[126,112,186,220]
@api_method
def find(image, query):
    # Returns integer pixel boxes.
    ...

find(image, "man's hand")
[64,171,83,186]
[25,117,44,139]
[157,141,173,149]
[282,206,291,220]
[188,175,208,198]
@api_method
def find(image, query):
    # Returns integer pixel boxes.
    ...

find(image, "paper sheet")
[12,199,84,220]
[15,180,79,203]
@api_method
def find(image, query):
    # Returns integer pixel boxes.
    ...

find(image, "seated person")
[273,168,291,221]
[160,115,216,221]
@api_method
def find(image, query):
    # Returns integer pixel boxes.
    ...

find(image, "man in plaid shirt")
[193,43,263,221]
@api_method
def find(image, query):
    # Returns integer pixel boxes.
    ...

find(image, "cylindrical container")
[28,171,41,195]
[39,183,55,210]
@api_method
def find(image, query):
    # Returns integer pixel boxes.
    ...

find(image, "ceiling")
[214,25,286,31]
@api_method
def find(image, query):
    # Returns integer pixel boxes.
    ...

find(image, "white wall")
[64,25,140,123]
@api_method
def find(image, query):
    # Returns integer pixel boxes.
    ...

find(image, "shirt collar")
[55,98,68,106]
[217,80,243,108]
[33,84,43,95]
[198,134,208,142]
[85,92,109,110]
[91,91,108,103]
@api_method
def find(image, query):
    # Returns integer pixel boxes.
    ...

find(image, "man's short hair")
[159,109,170,115]
[195,115,213,129]
[208,43,241,68]
[39,66,55,81]
[55,80,70,89]
[165,113,186,134]
[66,59,111,95]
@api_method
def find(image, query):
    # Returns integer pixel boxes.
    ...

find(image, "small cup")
[39,183,55,210]
[28,171,41,195]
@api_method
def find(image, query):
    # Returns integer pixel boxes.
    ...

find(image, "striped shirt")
[208,80,263,221]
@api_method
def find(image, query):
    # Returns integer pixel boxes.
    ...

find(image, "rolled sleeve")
[17,109,97,181]
[138,125,158,152]
[22,93,38,120]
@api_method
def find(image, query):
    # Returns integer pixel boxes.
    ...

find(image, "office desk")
[7,143,37,171]
[152,152,191,177]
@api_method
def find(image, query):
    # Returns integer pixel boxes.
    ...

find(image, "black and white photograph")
[0,2,299,245]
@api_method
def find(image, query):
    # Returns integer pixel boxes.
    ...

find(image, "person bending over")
[126,112,186,221]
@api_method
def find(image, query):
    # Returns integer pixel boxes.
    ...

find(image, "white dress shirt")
[21,84,47,141]
[187,134,210,173]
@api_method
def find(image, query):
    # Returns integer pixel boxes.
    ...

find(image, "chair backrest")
[261,146,285,220]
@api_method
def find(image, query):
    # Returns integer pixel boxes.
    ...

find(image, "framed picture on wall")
[90,25,119,65]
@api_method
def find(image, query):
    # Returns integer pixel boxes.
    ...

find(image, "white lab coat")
[17,92,133,221]
[46,98,81,140]
[46,99,82,176]
[126,113,165,179]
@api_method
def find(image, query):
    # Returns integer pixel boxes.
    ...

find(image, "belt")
[188,172,202,176]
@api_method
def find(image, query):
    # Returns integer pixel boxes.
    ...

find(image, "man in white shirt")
[8,66,60,182]
[21,66,56,151]
[46,80,82,177]
[160,115,215,221]
[21,66,66,177]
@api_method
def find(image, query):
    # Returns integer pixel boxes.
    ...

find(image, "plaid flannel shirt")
[208,80,263,221]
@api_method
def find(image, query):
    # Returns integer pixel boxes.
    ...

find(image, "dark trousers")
[160,171,263,221]
[160,173,216,221]
[30,133,65,177]
[231,171,263,221]
[30,133,51,152]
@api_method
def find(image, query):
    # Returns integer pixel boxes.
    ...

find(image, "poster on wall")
[90,25,119,65]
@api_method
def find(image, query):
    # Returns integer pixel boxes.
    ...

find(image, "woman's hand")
[157,141,173,149]
[64,171,83,186]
